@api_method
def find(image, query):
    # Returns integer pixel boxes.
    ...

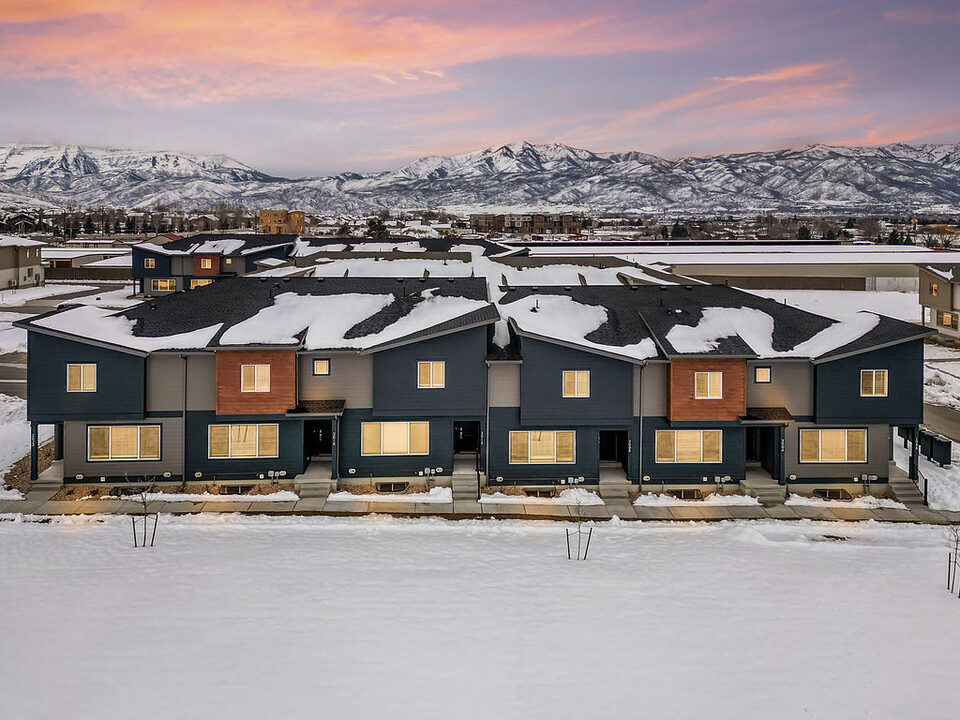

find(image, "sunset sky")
[1,0,958,177]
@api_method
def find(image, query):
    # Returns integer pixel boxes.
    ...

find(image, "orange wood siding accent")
[193,254,220,276]
[667,358,746,421]
[215,349,296,415]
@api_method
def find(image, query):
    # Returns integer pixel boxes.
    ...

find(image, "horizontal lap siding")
[784,423,890,481]
[63,417,183,481]
[668,358,746,422]
[216,349,297,415]
[641,416,745,482]
[338,409,456,479]
[185,411,304,481]
[298,353,372,408]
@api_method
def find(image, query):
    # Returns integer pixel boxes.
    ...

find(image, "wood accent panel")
[216,349,296,415]
[193,254,220,276]
[668,358,746,421]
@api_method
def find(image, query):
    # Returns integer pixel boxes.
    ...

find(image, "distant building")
[0,235,44,288]
[259,210,305,235]
[918,264,960,339]
[471,213,582,236]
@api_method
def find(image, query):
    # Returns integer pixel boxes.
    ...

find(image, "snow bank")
[0,393,53,487]
[0,284,97,306]
[633,492,760,507]
[101,490,301,503]
[480,488,604,505]
[892,434,960,511]
[784,494,906,509]
[327,486,453,503]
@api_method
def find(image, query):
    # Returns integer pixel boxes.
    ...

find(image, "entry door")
[454,421,479,453]
[306,420,333,457]
[599,430,628,467]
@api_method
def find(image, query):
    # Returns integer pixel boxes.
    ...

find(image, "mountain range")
[2,140,959,215]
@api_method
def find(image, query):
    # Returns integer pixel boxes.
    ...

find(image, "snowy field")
[1,515,958,720]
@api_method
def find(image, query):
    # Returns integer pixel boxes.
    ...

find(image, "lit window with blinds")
[66,363,97,392]
[860,370,888,397]
[208,424,279,458]
[313,359,330,375]
[241,364,271,393]
[361,422,429,455]
[799,429,867,463]
[417,361,445,388]
[200,258,213,269]
[562,370,590,398]
[151,279,175,292]
[655,430,722,463]
[509,431,575,464]
[937,311,958,330]
[87,425,161,461]
[694,372,723,399]
[190,278,213,289]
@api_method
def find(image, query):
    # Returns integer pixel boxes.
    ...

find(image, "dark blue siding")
[372,327,487,417]
[242,247,289,273]
[488,407,601,484]
[519,338,633,426]
[27,332,144,422]
[131,247,171,281]
[815,340,924,425]
[185,411,305,481]
[640,417,745,483]
[338,409,456,479]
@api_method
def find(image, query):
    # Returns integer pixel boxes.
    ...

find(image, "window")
[66,363,96,392]
[930,282,939,296]
[144,258,155,269]
[694,371,723,399]
[860,369,888,397]
[509,430,575,464]
[208,424,279,458]
[313,359,330,375]
[655,430,722,463]
[937,311,958,330]
[150,279,175,292]
[417,361,445,388]
[361,422,429,456]
[240,364,270,392]
[26,268,33,278]
[190,278,214,289]
[87,425,160,461]
[800,429,867,463]
[754,367,771,383]
[200,258,213,269]
[562,370,590,398]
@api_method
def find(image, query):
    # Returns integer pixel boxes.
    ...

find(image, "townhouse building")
[0,235,44,288]
[18,277,929,497]
[132,233,298,296]
[259,210,305,235]
[917,264,960,339]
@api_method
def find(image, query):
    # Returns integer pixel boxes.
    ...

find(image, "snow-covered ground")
[327,486,452,503]
[70,286,140,308]
[751,289,920,323]
[0,394,54,495]
[0,283,97,306]
[480,488,603,505]
[785,494,906,509]
[1,515,958,719]
[924,344,960,410]
[634,492,759,506]
[893,436,960,511]
[0,311,28,354]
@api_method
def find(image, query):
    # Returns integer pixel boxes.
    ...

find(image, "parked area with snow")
[1,515,959,720]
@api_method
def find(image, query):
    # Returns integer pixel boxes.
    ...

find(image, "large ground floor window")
[509,430,575,464]
[362,421,429,456]
[655,429,722,463]
[88,425,161,461]
[799,429,867,463]
[208,424,279,459]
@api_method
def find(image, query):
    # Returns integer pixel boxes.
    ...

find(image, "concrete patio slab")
[201,501,253,513]
[293,498,329,512]
[667,506,706,521]
[157,501,203,514]
[413,503,454,514]
[907,507,950,525]
[763,505,800,520]
[788,506,840,520]
[451,500,482,515]
[34,500,96,515]
[826,507,879,522]
[869,507,922,523]
[695,506,735,520]
[631,506,676,521]
[243,501,299,513]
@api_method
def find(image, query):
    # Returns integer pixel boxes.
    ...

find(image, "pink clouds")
[883,8,960,24]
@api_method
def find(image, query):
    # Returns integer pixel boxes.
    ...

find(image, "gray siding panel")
[746,361,813,417]
[186,355,216,411]
[63,417,184,479]
[784,423,889,480]
[146,355,183,412]
[488,363,520,407]
[299,353,373,408]
[640,363,667,417]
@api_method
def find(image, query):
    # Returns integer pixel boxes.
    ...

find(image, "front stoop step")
[888,478,926,505]
[297,480,337,499]
[598,480,631,501]
[451,475,479,501]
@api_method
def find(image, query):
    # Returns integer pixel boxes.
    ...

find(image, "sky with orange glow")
[1,0,959,176]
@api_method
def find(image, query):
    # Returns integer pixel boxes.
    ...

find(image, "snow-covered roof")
[0,234,44,248]
[84,255,133,268]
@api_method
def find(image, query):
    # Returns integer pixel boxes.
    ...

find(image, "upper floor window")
[200,258,213,269]
[88,425,160,461]
[151,279,175,292]
[800,429,866,463]
[562,370,590,398]
[144,258,155,269]
[509,430,575,464]
[190,278,213,289]
[655,429,722,463]
[754,367,771,383]
[930,282,939,296]
[362,421,429,456]
[694,371,723,399]
[241,364,271,393]
[313,359,330,376]
[208,423,278,458]
[66,363,96,392]
[860,369,888,397]
[417,361,445,388]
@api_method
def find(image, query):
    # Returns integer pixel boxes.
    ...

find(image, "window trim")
[313,358,331,376]
[936,310,958,330]
[799,428,868,463]
[143,257,156,269]
[694,371,723,400]
[207,423,280,459]
[754,366,771,384]
[417,360,445,389]
[561,370,591,398]
[508,430,576,464]
[66,363,97,393]
[199,257,213,270]
[930,282,939,296]
[654,429,723,464]
[190,278,214,289]
[240,364,271,393]
[150,278,176,292]
[360,421,430,456]
[87,425,161,462]
[859,369,888,398]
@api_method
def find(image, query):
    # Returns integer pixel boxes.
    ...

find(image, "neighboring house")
[259,210,304,235]
[132,233,298,296]
[17,277,929,496]
[917,264,960,340]
[0,235,44,288]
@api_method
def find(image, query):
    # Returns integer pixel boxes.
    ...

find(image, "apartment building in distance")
[259,210,305,235]
[918,264,960,340]
[0,235,44,288]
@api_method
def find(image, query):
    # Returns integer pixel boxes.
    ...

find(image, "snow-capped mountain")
[2,140,959,214]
